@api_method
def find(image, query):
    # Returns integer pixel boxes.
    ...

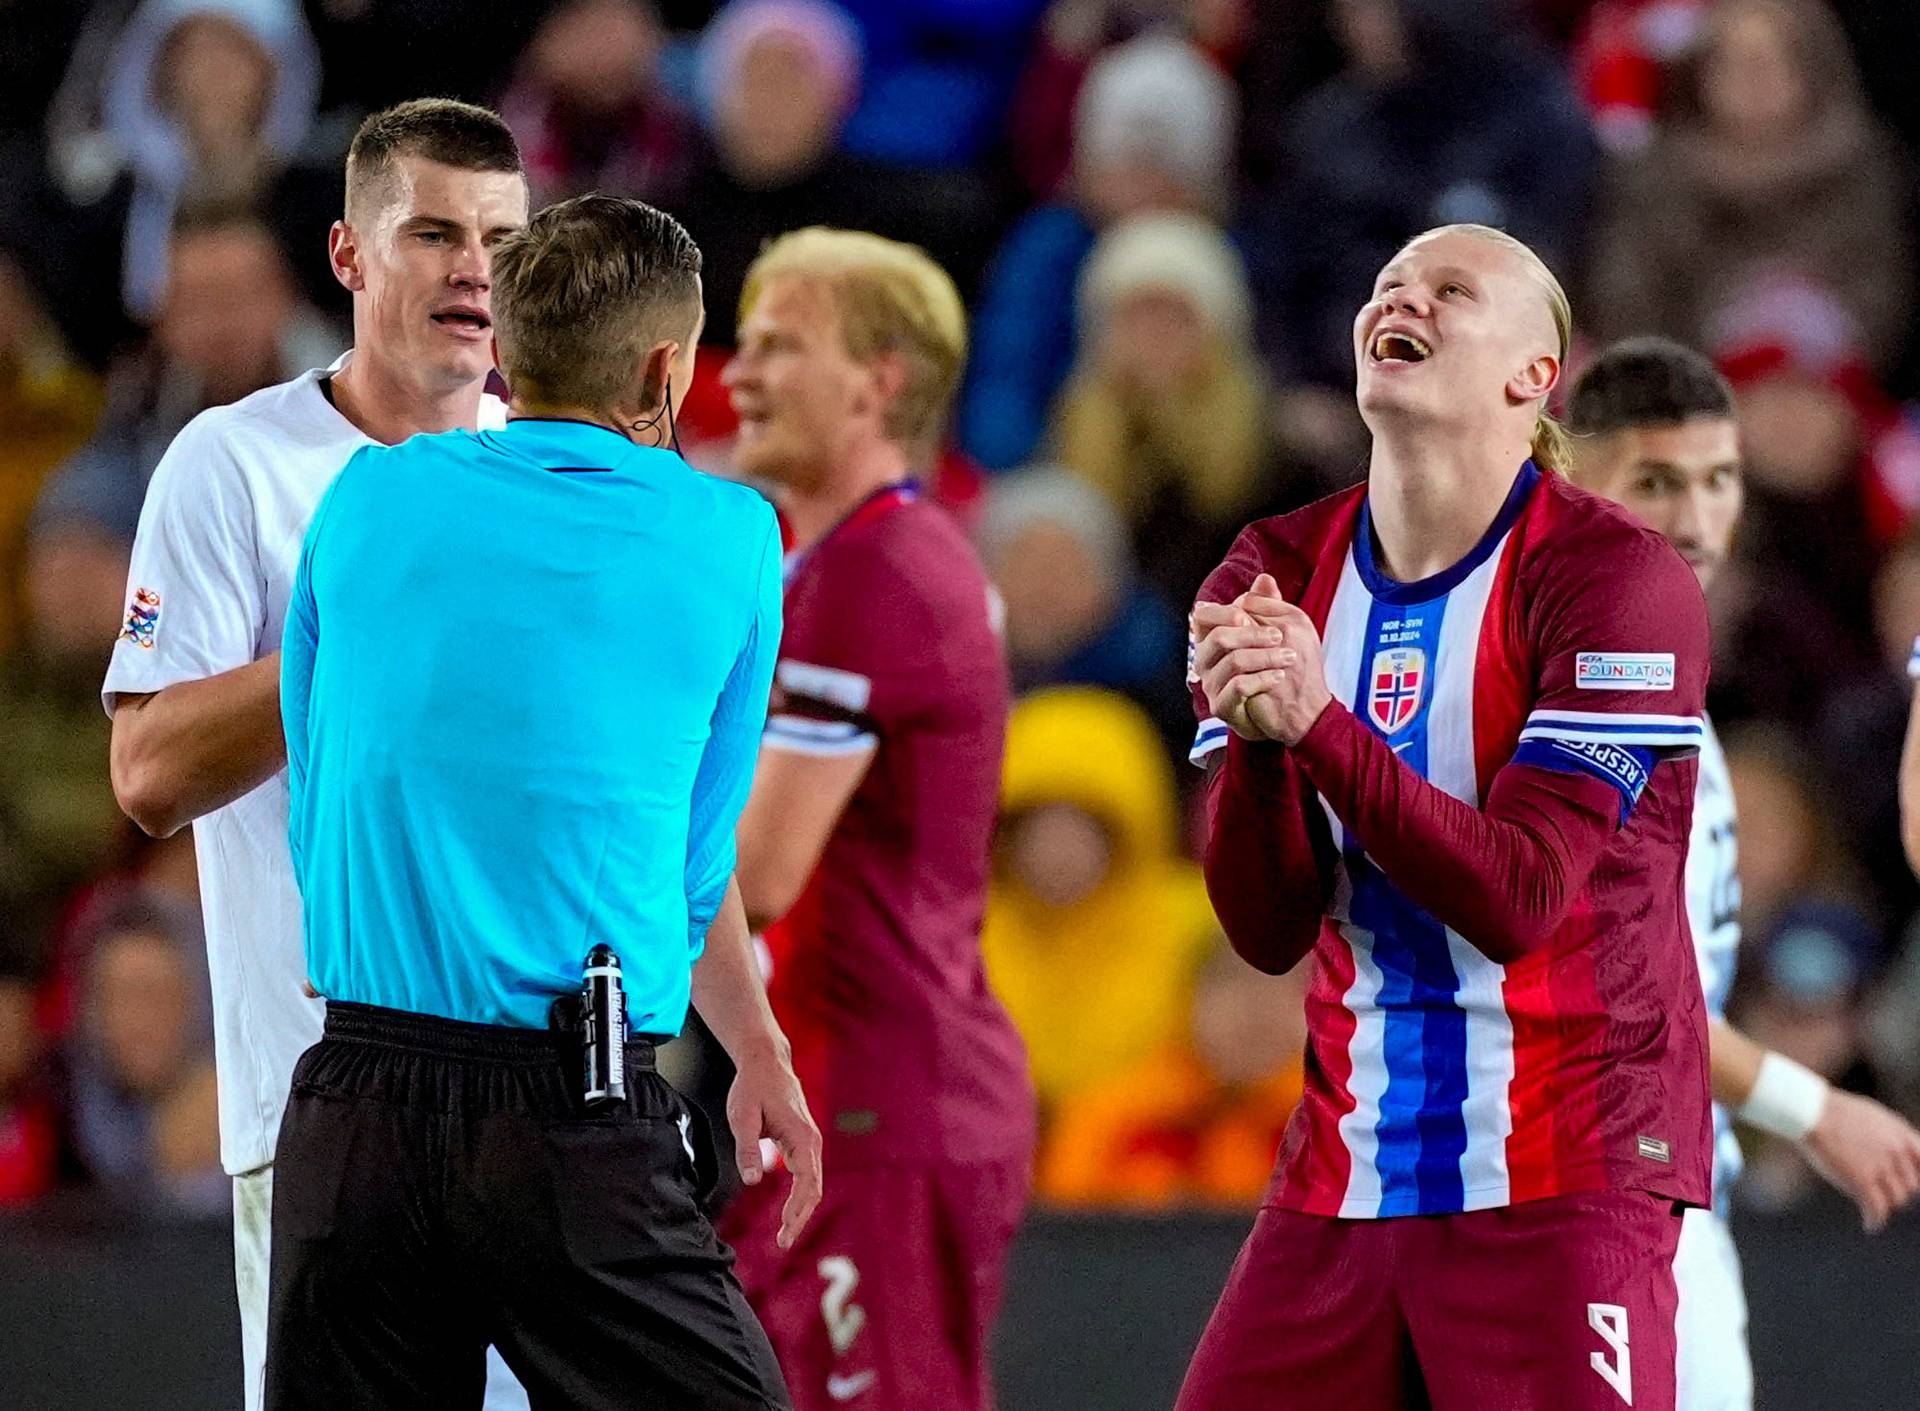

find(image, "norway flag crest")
[1367,646,1426,735]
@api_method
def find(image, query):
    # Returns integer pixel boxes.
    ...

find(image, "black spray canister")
[581,944,627,1110]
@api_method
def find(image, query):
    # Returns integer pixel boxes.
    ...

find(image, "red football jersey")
[764,487,1035,1167]
[1191,462,1713,1216]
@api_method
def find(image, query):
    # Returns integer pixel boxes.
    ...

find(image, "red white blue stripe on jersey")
[1192,463,1705,1216]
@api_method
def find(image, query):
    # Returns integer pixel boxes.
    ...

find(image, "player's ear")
[863,350,907,425]
[329,220,365,294]
[1507,351,1559,407]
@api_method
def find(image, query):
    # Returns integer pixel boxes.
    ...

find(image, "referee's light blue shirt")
[282,418,781,1032]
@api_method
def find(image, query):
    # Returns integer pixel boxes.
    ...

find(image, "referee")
[269,194,820,1410]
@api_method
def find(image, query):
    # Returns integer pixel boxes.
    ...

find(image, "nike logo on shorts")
[826,1369,877,1402]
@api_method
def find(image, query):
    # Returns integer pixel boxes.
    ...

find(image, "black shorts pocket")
[675,1092,723,1208]
[271,1088,360,1242]
[543,1082,722,1270]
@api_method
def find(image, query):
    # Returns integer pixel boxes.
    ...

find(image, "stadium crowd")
[3,0,1920,1230]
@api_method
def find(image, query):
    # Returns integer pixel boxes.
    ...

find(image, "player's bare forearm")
[1899,685,1920,875]
[1708,1018,1767,1108]
[1293,704,1620,963]
[734,744,872,931]
[110,654,286,837]
[691,879,790,1070]
[1203,741,1327,974]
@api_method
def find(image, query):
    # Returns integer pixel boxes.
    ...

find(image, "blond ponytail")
[1531,411,1574,472]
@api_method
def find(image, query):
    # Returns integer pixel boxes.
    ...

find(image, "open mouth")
[1370,331,1432,364]
[431,308,491,335]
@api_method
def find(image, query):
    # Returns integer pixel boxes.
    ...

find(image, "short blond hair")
[1404,223,1575,471]
[740,228,968,454]
[491,194,702,410]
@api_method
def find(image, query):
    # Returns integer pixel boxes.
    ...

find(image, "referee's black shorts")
[262,1001,790,1411]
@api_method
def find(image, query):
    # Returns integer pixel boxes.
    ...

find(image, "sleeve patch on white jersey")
[1574,652,1675,690]
[116,587,161,649]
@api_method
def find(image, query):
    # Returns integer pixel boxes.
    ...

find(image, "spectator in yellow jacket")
[983,686,1219,1114]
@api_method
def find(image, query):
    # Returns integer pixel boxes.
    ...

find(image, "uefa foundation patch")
[118,587,161,649]
[1574,652,1674,691]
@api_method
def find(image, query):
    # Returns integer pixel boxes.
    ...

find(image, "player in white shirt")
[1570,338,1920,1411]
[105,99,532,1411]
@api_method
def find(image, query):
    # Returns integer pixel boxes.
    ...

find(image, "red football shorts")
[1177,1188,1684,1411]
[720,1158,1030,1411]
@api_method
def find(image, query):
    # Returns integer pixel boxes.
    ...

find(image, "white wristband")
[1739,1052,1830,1142]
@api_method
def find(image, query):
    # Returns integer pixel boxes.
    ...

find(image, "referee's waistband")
[323,1001,659,1069]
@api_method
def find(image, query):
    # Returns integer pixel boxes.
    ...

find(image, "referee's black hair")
[1567,337,1737,437]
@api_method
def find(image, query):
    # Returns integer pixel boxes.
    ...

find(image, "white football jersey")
[103,353,507,1174]
[1685,715,1743,1208]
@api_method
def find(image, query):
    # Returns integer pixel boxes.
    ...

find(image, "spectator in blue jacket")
[830,0,1052,168]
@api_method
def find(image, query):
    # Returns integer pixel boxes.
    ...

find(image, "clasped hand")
[1191,573,1333,746]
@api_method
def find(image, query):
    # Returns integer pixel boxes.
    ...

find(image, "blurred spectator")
[960,31,1235,470]
[1567,0,1707,154]
[1051,212,1271,606]
[36,827,203,1045]
[0,947,61,1208]
[1246,0,1595,388]
[982,688,1220,1114]
[61,899,222,1216]
[1733,902,1889,1214]
[499,0,696,208]
[1702,305,1920,743]
[40,211,335,522]
[1722,725,1874,947]
[828,0,1051,169]
[0,480,137,954]
[1589,0,1912,375]
[1007,0,1253,201]
[0,244,104,660]
[678,0,995,349]
[45,0,321,322]
[1038,939,1305,1208]
[977,468,1189,753]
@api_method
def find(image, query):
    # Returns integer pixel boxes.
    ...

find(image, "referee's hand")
[728,1048,824,1248]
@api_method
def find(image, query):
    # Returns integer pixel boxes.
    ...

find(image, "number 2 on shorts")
[818,1256,867,1356]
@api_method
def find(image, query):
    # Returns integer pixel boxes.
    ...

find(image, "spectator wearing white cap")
[958,31,1237,472]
